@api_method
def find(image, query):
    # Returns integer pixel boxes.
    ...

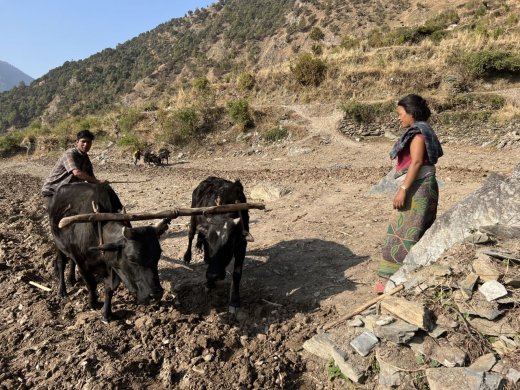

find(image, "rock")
[158,359,175,387]
[469,353,496,372]
[302,333,365,383]
[303,333,336,360]
[507,368,520,383]
[347,317,364,327]
[409,335,466,368]
[453,290,503,320]
[459,273,479,299]
[428,326,448,339]
[479,224,520,239]
[464,232,491,244]
[368,167,399,194]
[377,359,401,387]
[472,256,501,282]
[350,331,379,357]
[426,368,503,390]
[287,146,312,156]
[478,281,508,301]
[373,320,418,344]
[435,314,458,329]
[469,317,518,337]
[389,167,520,288]
[375,316,395,326]
[250,183,290,202]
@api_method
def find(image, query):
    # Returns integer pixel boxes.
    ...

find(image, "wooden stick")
[321,284,404,331]
[29,281,52,292]
[59,203,266,228]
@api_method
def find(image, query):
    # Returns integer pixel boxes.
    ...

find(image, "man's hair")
[76,129,95,141]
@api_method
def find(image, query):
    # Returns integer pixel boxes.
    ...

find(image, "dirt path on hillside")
[0,116,519,388]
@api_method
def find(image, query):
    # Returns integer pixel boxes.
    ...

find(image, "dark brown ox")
[49,183,168,322]
[183,176,253,312]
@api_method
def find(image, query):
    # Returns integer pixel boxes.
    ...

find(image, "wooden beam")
[59,202,265,228]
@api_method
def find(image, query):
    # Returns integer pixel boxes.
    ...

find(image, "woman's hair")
[397,94,431,121]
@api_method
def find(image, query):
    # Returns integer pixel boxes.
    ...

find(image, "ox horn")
[234,201,254,242]
[154,218,171,237]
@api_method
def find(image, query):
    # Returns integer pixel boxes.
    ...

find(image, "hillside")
[0,60,33,92]
[0,0,520,154]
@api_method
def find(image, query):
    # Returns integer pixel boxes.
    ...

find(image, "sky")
[0,0,215,79]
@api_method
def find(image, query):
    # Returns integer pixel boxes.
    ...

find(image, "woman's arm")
[393,135,426,209]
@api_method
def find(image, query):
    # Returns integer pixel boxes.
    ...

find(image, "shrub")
[340,100,394,123]
[160,107,199,145]
[264,126,288,142]
[311,44,323,55]
[309,26,325,41]
[119,109,141,133]
[226,99,253,129]
[0,131,24,155]
[192,76,210,92]
[340,35,359,50]
[117,134,143,149]
[237,72,255,91]
[291,52,327,86]
[459,50,520,78]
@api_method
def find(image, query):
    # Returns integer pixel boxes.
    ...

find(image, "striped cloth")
[389,121,443,165]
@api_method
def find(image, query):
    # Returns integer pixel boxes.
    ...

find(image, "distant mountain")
[0,61,33,92]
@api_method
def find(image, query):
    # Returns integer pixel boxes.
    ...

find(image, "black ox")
[49,183,168,322]
[183,177,254,312]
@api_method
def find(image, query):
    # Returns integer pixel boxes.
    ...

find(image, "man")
[42,129,107,208]
[133,148,141,165]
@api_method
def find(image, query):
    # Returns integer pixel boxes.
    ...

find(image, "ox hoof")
[101,317,110,324]
[228,306,237,314]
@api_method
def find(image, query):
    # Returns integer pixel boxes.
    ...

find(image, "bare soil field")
[1,111,519,389]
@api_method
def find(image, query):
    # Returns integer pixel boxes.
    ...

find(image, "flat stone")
[459,273,479,299]
[377,358,401,387]
[303,333,365,383]
[374,320,418,344]
[473,256,501,281]
[507,368,520,383]
[429,264,452,276]
[478,280,508,301]
[409,335,466,368]
[464,232,491,244]
[302,333,336,360]
[350,331,379,357]
[453,290,503,320]
[469,353,496,372]
[362,315,378,332]
[436,314,458,328]
[426,367,483,390]
[428,325,448,339]
[503,275,520,288]
[347,317,364,327]
[375,316,395,326]
[469,317,518,337]
[426,367,504,390]
[250,183,290,202]
[491,339,517,355]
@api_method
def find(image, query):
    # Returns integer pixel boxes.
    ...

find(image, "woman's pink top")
[396,134,431,174]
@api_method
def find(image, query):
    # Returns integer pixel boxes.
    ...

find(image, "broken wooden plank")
[380,296,433,331]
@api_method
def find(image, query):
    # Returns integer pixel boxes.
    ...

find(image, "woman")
[378,94,443,281]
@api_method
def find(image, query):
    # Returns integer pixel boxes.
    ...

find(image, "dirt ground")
[1,107,519,389]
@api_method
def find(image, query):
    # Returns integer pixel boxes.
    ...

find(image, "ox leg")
[229,241,247,312]
[77,268,99,309]
[183,216,196,264]
[67,261,77,285]
[101,272,121,323]
[54,249,68,297]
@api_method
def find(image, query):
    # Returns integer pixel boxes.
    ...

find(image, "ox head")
[196,215,251,259]
[90,219,169,304]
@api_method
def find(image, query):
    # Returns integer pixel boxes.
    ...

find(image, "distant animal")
[183,176,254,312]
[144,151,161,166]
[48,183,168,322]
[158,148,170,165]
